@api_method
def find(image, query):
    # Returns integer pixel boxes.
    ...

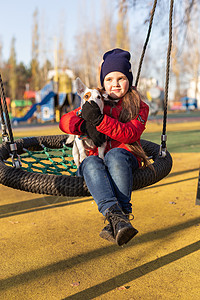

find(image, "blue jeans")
[77,148,139,216]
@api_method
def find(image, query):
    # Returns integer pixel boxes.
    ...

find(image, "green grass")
[1,130,200,153]
[142,129,200,153]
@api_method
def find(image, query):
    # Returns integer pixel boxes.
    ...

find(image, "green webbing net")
[5,144,77,176]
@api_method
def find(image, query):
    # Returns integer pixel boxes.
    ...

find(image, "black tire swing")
[0,0,174,197]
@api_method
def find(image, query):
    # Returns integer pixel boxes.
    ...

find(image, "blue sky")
[0,0,119,66]
[0,0,168,86]
[0,0,104,65]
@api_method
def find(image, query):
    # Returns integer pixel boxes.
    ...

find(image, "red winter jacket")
[59,98,149,166]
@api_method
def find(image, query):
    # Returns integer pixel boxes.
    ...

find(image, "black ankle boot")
[99,210,134,243]
[105,203,138,246]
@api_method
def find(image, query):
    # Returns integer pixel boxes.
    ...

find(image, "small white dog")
[68,78,107,167]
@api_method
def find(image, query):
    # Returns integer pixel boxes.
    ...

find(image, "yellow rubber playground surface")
[0,120,200,299]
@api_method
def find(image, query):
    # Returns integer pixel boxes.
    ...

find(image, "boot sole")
[116,227,138,246]
[99,230,116,243]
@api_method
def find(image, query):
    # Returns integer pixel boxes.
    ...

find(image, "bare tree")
[0,38,3,68]
[116,0,130,50]
[58,11,67,70]
[100,0,116,51]
[31,8,40,91]
[186,2,200,99]
[40,11,49,87]
[126,0,200,94]
[72,0,131,87]
[8,37,17,100]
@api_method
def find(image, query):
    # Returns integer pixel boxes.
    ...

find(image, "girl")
[59,48,149,246]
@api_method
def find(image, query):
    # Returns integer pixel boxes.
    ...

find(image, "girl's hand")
[81,101,104,126]
[85,122,106,147]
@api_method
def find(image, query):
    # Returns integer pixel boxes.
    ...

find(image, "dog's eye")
[97,95,101,99]
[84,92,91,101]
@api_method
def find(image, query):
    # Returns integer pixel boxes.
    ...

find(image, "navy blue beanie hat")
[100,48,133,88]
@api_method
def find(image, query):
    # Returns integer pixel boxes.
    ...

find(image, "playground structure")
[5,75,170,124]
[170,96,198,111]
[11,100,33,121]
[11,69,79,125]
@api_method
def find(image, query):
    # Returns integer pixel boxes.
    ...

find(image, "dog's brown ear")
[97,88,108,99]
[75,77,87,97]
[102,91,109,100]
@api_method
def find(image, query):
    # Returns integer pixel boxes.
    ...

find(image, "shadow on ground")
[0,216,199,296]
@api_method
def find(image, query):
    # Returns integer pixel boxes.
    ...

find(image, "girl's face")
[103,71,129,99]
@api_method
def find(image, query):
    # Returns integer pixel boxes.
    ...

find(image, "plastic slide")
[12,91,56,124]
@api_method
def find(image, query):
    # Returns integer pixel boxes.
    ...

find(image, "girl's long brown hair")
[119,87,153,169]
